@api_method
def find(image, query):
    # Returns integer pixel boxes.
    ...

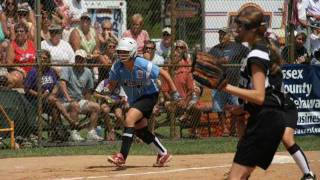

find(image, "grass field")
[0,136,319,159]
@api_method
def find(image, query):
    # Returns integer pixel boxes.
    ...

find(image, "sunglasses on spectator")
[6,2,15,6]
[81,17,91,21]
[145,46,155,50]
[49,30,62,34]
[108,45,116,49]
[176,46,185,50]
[15,29,25,34]
[103,27,112,31]
[163,33,170,36]
[18,12,28,17]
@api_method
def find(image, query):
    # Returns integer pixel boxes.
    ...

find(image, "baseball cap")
[75,49,87,59]
[162,27,171,35]
[48,24,62,31]
[17,6,29,13]
[80,12,91,20]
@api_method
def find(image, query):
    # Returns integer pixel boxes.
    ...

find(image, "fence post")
[35,0,43,145]
[287,0,295,63]
[169,0,177,139]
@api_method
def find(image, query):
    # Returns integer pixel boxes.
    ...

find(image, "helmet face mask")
[116,37,138,62]
[117,50,131,62]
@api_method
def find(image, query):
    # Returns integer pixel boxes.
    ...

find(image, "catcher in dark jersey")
[220,7,285,179]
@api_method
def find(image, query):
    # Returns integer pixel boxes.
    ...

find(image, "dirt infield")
[0,151,319,180]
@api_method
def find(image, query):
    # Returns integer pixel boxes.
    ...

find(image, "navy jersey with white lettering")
[109,56,160,105]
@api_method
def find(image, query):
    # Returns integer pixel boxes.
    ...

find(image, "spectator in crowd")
[65,0,88,27]
[209,28,249,136]
[311,47,320,64]
[294,0,309,31]
[143,40,165,66]
[41,24,75,73]
[40,11,52,41]
[40,0,57,15]
[281,32,308,64]
[98,19,118,50]
[69,12,100,81]
[161,40,200,137]
[94,78,127,141]
[59,49,103,141]
[304,0,320,26]
[169,40,195,101]
[6,23,35,88]
[122,13,150,55]
[16,6,35,40]
[155,27,172,61]
[1,0,18,40]
[24,50,76,140]
[70,13,100,57]
[53,0,71,28]
[98,37,117,82]
[308,25,320,53]
[24,50,58,108]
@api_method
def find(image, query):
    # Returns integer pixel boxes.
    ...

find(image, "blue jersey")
[109,56,160,104]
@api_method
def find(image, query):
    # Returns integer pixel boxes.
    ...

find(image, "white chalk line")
[53,164,231,180]
[52,155,320,180]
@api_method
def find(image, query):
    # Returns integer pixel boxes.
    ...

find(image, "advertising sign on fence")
[282,64,320,135]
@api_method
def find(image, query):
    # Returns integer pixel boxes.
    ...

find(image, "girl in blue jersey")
[107,37,180,167]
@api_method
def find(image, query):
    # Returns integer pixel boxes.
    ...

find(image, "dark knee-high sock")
[120,127,135,160]
[287,143,311,174]
[135,127,167,155]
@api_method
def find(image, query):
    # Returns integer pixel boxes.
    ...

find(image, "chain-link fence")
[0,0,295,149]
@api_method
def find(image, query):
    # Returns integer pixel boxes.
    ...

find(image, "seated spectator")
[208,28,249,136]
[98,37,117,82]
[94,79,127,141]
[281,32,308,64]
[169,40,194,100]
[16,6,35,40]
[40,11,52,41]
[52,0,71,28]
[155,27,172,61]
[161,40,201,137]
[98,19,118,50]
[1,1,35,40]
[143,40,165,66]
[70,13,100,59]
[23,50,74,141]
[295,0,309,31]
[24,50,58,106]
[122,13,150,56]
[65,0,88,28]
[69,13,100,81]
[59,49,103,141]
[41,24,75,73]
[24,50,75,126]
[1,0,18,39]
[305,0,320,26]
[308,25,320,53]
[6,23,36,88]
[311,47,320,64]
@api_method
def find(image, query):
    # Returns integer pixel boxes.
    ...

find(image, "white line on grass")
[53,164,231,180]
